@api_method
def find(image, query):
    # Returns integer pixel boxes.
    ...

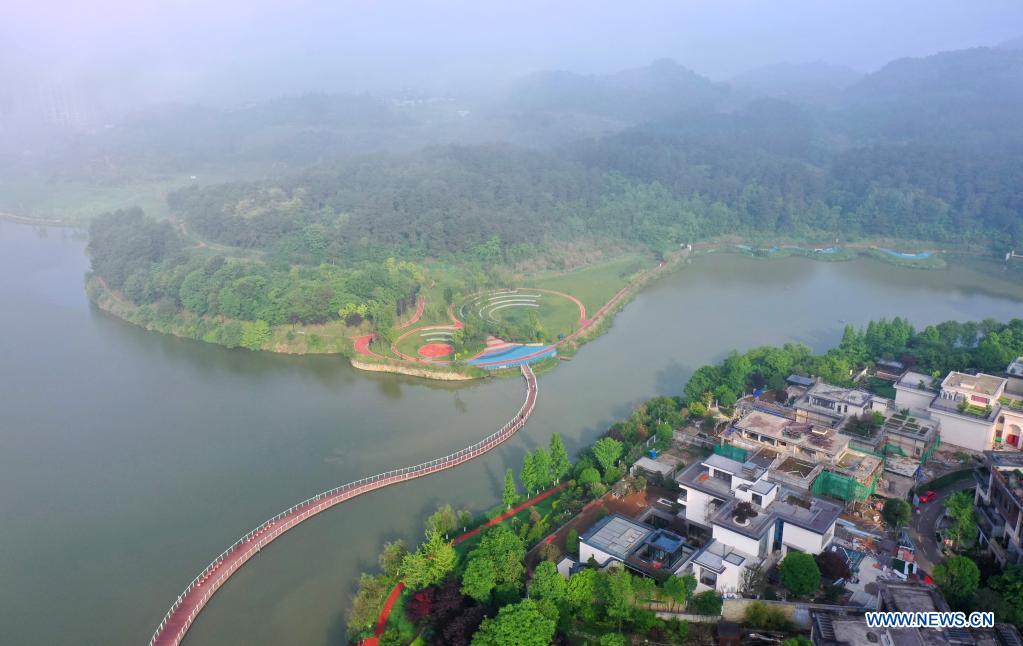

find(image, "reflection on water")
[2,222,1022,646]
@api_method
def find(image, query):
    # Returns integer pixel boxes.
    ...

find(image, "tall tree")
[603,567,635,631]
[532,447,553,490]
[882,499,912,529]
[502,468,519,510]
[460,525,526,603]
[944,490,977,550]
[591,437,624,476]
[549,434,570,484]
[401,530,457,590]
[529,561,566,603]
[520,450,542,495]
[378,540,407,578]
[664,574,697,612]
[933,556,980,606]
[426,504,459,538]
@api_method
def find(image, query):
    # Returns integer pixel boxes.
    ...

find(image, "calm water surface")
[2,222,1021,645]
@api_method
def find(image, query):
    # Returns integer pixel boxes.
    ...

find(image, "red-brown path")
[362,481,570,645]
[149,365,537,646]
[396,296,426,330]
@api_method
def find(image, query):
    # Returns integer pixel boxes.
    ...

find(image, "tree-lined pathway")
[149,365,537,646]
[362,480,571,645]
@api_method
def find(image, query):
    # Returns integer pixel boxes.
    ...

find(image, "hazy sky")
[3,0,1022,106]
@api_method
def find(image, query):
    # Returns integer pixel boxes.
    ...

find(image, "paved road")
[908,479,975,573]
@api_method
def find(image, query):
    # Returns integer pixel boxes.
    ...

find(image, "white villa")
[895,365,1023,452]
[673,451,841,593]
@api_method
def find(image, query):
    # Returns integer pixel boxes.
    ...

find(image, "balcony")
[977,505,1005,539]
[990,535,1009,563]
[975,469,992,500]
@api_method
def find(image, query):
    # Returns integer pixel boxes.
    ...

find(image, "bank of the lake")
[6,219,1023,646]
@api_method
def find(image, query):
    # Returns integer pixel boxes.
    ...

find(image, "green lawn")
[0,165,268,224]
[525,254,650,313]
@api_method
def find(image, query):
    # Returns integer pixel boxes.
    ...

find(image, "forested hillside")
[84,44,1023,349]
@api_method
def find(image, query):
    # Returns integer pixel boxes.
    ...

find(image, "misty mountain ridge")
[840,45,1023,146]
[729,60,863,105]
[494,58,733,122]
[997,35,1023,50]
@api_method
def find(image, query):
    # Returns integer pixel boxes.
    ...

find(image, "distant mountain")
[839,47,1023,147]
[494,59,733,122]
[997,35,1023,50]
[730,61,862,105]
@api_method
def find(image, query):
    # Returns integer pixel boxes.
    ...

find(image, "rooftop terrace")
[732,409,848,456]
[883,411,937,439]
[942,372,1006,398]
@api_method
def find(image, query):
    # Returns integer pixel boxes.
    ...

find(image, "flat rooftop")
[883,412,936,439]
[703,453,767,481]
[632,456,675,477]
[733,410,847,455]
[805,382,875,407]
[580,513,651,560]
[772,494,842,534]
[691,538,750,574]
[987,451,1023,469]
[897,371,938,391]
[1008,357,1023,378]
[942,372,1006,397]
[675,461,733,498]
[735,409,793,435]
[879,582,948,613]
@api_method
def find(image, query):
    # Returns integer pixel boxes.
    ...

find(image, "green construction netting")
[920,435,940,464]
[883,444,908,457]
[714,444,749,462]
[811,470,879,502]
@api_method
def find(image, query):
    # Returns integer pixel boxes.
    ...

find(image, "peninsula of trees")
[81,45,1023,356]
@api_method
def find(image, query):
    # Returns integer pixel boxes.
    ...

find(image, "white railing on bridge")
[150,365,536,645]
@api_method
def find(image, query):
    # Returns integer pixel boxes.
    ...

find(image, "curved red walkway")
[397,296,426,330]
[149,365,537,646]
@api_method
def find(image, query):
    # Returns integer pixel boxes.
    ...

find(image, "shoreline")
[349,358,480,381]
[80,230,1013,382]
[0,211,82,228]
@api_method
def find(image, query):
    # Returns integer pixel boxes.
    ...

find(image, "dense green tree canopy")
[780,552,821,598]
[470,599,557,646]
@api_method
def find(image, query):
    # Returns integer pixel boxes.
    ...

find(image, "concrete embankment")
[349,359,480,381]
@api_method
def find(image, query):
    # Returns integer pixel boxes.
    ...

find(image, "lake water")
[2,222,1021,645]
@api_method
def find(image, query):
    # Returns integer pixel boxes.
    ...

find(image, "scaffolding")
[714,443,749,462]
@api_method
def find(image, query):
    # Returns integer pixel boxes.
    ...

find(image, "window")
[752,493,763,506]
[700,569,717,587]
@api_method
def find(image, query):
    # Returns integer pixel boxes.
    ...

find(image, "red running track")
[149,365,537,646]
